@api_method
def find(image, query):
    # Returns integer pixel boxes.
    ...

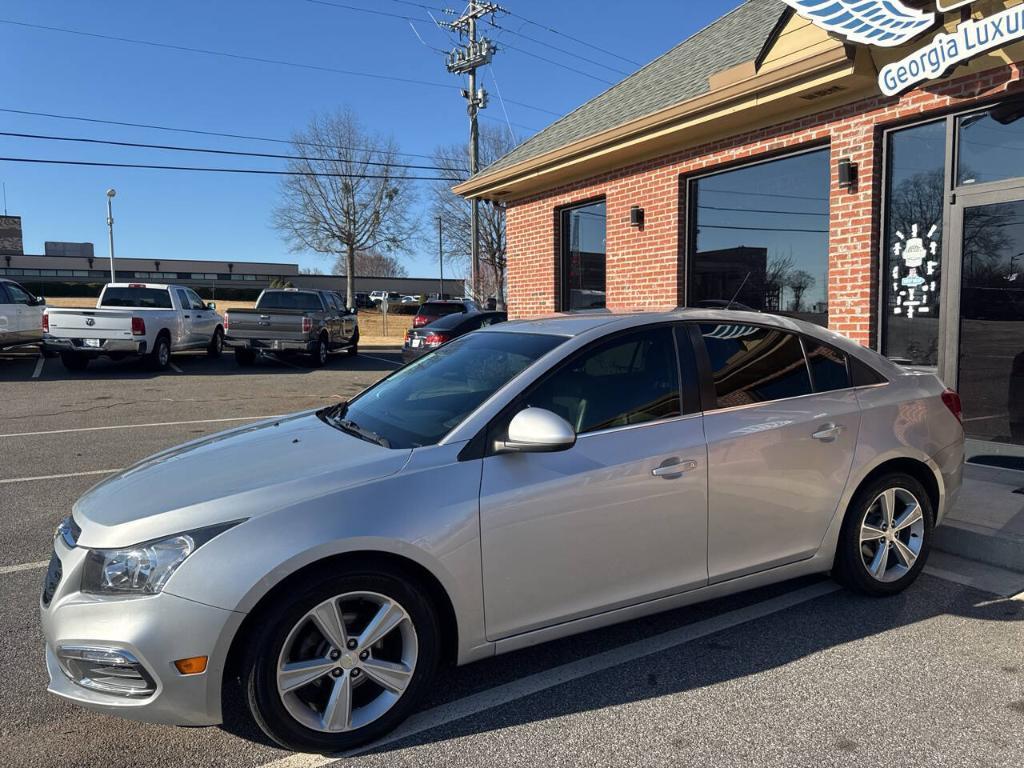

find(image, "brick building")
[456,0,1024,454]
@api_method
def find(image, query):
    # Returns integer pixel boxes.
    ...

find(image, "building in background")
[0,216,24,256]
[457,0,1024,461]
[44,241,95,258]
[0,251,462,301]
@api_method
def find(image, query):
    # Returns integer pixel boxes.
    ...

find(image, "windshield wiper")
[319,402,391,448]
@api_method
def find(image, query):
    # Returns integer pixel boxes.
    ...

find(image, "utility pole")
[438,216,445,299]
[443,2,505,303]
[105,188,117,283]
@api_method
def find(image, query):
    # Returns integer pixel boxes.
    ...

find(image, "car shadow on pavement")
[300,573,1022,758]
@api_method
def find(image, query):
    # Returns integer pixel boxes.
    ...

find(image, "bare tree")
[333,248,409,278]
[299,266,324,275]
[273,109,417,308]
[432,126,516,309]
[787,270,816,312]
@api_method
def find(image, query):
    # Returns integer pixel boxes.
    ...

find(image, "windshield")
[257,292,323,311]
[100,287,172,309]
[334,331,565,448]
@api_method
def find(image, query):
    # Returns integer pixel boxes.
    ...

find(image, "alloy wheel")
[859,487,925,583]
[275,591,417,733]
[158,342,170,367]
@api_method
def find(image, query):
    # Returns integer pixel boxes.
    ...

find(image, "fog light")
[174,656,208,675]
[56,645,156,698]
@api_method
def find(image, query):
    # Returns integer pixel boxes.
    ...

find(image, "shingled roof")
[482,0,788,176]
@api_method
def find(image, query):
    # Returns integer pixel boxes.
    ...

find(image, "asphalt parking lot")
[1,346,1023,768]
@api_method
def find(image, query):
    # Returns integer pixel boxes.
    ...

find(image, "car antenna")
[725,272,752,311]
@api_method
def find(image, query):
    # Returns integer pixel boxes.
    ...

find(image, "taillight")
[941,389,963,423]
[42,312,49,333]
[302,317,312,334]
[131,317,146,336]
[424,332,450,347]
[223,312,230,331]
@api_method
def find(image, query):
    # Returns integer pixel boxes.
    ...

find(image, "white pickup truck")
[43,283,224,371]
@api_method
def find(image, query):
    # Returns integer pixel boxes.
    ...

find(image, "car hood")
[73,412,412,549]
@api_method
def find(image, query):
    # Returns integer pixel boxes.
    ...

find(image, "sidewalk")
[933,461,1024,573]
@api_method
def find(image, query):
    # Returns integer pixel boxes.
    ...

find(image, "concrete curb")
[933,520,1024,573]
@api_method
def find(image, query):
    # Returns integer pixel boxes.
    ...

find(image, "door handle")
[812,424,843,442]
[183,314,190,318]
[652,459,698,478]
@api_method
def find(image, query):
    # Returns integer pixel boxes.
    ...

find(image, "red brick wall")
[504,61,1024,347]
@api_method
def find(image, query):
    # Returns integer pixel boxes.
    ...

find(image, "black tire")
[59,352,89,371]
[346,329,359,357]
[242,567,441,753]
[833,472,934,596]
[309,335,329,368]
[208,327,224,358]
[235,348,256,367]
[146,334,171,371]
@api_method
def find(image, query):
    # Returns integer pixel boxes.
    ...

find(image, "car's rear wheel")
[243,569,440,753]
[146,334,171,371]
[235,348,256,367]
[310,335,329,367]
[346,329,359,357]
[833,473,933,596]
[59,351,89,371]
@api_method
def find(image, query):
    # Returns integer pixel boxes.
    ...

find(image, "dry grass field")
[42,297,411,344]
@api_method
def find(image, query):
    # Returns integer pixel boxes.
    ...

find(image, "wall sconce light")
[838,158,858,190]
[630,205,645,228]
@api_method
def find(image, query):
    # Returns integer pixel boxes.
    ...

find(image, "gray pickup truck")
[223,288,358,366]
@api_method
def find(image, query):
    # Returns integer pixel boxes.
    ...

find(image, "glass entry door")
[947,190,1024,449]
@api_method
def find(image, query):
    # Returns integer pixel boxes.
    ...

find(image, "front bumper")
[40,538,243,726]
[224,336,315,354]
[43,337,145,357]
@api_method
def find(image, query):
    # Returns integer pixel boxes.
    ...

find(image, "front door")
[175,288,197,347]
[947,190,1024,449]
[478,326,708,640]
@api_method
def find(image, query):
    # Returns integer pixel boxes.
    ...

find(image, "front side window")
[4,282,32,305]
[338,332,565,448]
[882,119,946,366]
[699,324,812,408]
[525,327,681,435]
[186,289,207,311]
[560,200,606,311]
[689,149,831,325]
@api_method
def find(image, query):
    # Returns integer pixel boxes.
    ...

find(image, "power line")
[699,205,830,217]
[501,9,642,67]
[698,224,828,234]
[0,18,455,90]
[0,130,468,172]
[0,107,444,161]
[0,155,465,181]
[493,40,615,86]
[490,21,630,77]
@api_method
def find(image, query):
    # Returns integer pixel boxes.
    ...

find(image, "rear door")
[478,325,709,639]
[693,322,861,582]
[174,289,197,347]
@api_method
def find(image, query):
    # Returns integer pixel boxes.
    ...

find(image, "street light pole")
[105,188,117,283]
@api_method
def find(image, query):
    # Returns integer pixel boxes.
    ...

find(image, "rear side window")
[802,340,851,392]
[699,324,812,407]
[257,292,324,311]
[526,327,681,435]
[851,358,888,386]
[420,302,464,317]
[101,287,173,309]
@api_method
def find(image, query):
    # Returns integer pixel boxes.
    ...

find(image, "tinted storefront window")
[882,120,946,367]
[958,107,1024,187]
[689,149,830,325]
[560,200,606,311]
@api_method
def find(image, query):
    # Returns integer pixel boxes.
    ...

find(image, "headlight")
[81,522,241,595]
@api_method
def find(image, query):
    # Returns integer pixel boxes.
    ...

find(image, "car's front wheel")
[243,568,440,753]
[833,473,933,596]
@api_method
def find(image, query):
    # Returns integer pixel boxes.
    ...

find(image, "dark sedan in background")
[402,310,507,363]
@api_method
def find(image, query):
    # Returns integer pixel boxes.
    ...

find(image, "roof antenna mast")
[726,271,752,311]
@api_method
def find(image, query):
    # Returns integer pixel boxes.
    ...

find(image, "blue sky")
[1,0,743,278]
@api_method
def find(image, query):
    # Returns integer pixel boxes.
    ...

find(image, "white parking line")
[0,415,281,439]
[360,353,401,367]
[260,580,841,768]
[0,468,122,485]
[0,560,48,576]
[169,362,183,373]
[31,356,44,379]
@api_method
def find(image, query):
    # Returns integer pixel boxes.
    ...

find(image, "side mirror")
[496,408,576,454]
[207,302,217,311]
[33,296,46,306]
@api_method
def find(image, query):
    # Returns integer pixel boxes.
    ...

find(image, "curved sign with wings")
[782,1,1024,96]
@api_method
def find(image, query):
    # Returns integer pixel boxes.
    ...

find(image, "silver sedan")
[39,310,964,752]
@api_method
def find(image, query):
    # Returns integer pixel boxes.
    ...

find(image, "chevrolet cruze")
[40,310,964,752]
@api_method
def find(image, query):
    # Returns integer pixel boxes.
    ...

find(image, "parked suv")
[0,278,45,350]
[412,299,478,328]
[39,310,963,753]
